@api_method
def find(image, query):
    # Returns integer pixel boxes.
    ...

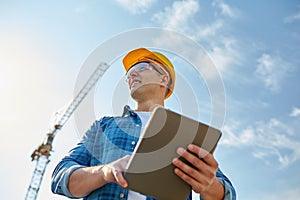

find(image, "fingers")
[113,170,128,188]
[102,155,131,188]
[172,144,219,193]
[172,157,201,184]
[172,159,212,193]
[188,144,210,159]
[173,164,200,189]
[180,144,218,168]
[117,155,131,169]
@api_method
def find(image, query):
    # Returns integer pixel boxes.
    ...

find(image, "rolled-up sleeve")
[51,141,92,198]
[216,168,236,200]
[51,162,85,198]
[51,122,98,198]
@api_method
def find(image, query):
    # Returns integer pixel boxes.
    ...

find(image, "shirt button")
[136,124,140,127]
[131,141,136,145]
[120,193,125,198]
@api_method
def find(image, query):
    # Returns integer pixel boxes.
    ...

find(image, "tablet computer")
[124,106,222,200]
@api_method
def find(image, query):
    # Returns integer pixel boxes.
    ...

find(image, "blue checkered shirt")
[51,106,236,200]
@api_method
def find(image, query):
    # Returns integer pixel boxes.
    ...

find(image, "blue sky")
[0,0,300,199]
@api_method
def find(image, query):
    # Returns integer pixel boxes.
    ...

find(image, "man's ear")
[160,75,169,86]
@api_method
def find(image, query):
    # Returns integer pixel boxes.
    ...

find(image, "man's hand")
[172,144,224,200]
[68,155,130,197]
[101,155,130,188]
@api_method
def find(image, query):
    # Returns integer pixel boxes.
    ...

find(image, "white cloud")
[195,25,242,78]
[207,37,241,74]
[221,122,255,146]
[152,0,199,31]
[152,0,242,80]
[256,54,293,92]
[284,5,300,23]
[115,0,157,14]
[212,0,237,18]
[196,20,224,38]
[151,31,224,81]
[290,107,300,117]
[221,117,300,168]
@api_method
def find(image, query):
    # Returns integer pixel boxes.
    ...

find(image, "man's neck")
[136,99,164,112]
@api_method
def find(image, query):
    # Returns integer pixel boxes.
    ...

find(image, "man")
[51,47,236,199]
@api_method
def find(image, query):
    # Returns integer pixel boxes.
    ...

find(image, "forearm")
[68,165,106,198]
[200,177,224,200]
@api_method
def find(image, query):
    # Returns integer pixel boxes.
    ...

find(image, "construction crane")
[25,62,109,200]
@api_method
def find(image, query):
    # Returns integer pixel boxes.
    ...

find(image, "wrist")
[201,177,224,200]
[92,165,107,186]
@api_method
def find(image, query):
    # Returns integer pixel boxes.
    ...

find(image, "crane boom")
[25,62,109,200]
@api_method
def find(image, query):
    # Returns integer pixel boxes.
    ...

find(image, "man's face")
[126,61,168,98]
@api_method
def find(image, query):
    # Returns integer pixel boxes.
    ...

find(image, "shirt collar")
[121,105,137,117]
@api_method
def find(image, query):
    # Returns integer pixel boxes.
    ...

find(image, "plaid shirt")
[51,106,236,200]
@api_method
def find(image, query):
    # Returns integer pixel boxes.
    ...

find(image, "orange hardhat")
[122,48,175,99]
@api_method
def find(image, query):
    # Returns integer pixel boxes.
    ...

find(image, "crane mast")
[25,62,109,200]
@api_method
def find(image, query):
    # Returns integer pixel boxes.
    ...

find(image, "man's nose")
[129,69,138,78]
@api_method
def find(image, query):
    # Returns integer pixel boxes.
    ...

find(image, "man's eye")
[139,65,147,71]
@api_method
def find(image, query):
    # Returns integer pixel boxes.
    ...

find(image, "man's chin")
[130,86,144,100]
[130,87,139,98]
